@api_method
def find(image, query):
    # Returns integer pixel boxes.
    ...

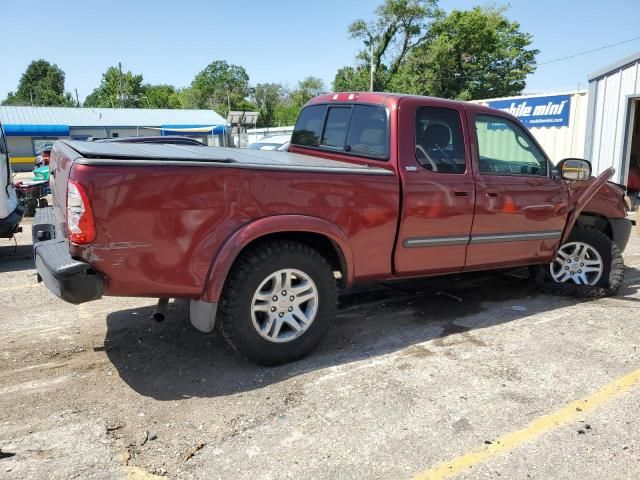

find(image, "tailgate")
[49,141,82,233]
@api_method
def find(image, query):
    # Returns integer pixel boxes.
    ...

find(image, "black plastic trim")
[608,217,633,252]
[33,207,103,304]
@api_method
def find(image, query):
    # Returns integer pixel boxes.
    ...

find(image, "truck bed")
[63,141,393,175]
[49,140,400,300]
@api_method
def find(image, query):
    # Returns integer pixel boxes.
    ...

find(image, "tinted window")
[475,115,548,176]
[415,107,466,174]
[292,105,326,147]
[345,105,387,158]
[322,107,350,148]
[292,104,388,160]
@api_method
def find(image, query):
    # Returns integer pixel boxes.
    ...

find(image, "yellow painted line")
[0,283,40,293]
[413,367,640,480]
[9,156,36,164]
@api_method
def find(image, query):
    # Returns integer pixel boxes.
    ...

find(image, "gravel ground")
[1,217,639,479]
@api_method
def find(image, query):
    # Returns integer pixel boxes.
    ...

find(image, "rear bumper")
[32,207,103,304]
[609,217,633,252]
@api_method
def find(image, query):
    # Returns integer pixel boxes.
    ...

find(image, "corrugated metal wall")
[472,91,589,164]
[585,53,640,184]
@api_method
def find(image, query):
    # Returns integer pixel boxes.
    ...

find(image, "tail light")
[67,179,96,244]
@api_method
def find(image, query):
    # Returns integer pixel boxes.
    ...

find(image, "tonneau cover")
[62,140,391,173]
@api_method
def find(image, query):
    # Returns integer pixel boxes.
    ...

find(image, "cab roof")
[306,92,516,118]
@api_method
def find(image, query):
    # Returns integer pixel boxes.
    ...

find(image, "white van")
[0,121,22,238]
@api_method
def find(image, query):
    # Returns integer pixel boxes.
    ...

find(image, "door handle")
[453,187,470,197]
[486,189,500,198]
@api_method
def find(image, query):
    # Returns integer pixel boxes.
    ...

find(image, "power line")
[538,34,640,66]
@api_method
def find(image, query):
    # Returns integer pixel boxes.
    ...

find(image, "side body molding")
[201,215,354,303]
[561,167,615,244]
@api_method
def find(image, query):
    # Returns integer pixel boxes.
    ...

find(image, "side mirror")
[555,158,592,180]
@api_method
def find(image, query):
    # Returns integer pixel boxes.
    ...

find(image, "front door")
[395,102,475,275]
[465,112,569,269]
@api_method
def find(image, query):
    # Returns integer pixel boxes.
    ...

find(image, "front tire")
[219,240,336,366]
[531,227,624,296]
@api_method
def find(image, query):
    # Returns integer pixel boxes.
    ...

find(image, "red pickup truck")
[33,92,632,365]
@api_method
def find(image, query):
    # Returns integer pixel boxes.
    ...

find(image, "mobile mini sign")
[486,94,571,128]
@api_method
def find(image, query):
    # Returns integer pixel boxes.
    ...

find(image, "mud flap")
[189,300,218,333]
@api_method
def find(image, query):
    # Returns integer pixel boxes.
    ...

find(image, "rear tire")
[531,227,624,297]
[219,240,336,366]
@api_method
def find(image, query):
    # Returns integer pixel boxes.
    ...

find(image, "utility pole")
[118,62,124,108]
[30,90,34,106]
[74,89,80,107]
[369,43,375,92]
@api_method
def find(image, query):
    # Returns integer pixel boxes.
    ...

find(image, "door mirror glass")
[557,158,592,180]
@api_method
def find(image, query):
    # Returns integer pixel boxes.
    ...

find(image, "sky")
[1,0,639,103]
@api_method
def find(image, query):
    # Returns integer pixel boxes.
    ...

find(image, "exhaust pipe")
[152,298,170,322]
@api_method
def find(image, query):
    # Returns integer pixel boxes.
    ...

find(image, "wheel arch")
[574,212,613,239]
[201,215,354,303]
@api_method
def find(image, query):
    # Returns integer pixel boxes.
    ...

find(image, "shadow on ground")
[0,244,34,273]
[104,267,640,400]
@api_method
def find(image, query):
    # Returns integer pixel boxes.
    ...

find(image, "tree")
[392,6,538,100]
[333,66,377,92]
[2,59,74,106]
[338,0,441,91]
[84,66,146,108]
[143,84,182,109]
[189,60,251,116]
[254,83,282,127]
[270,77,326,126]
[292,76,325,106]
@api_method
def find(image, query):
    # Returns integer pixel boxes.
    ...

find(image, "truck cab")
[0,121,22,238]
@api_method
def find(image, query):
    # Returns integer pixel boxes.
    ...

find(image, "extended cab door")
[394,99,475,275]
[465,110,569,269]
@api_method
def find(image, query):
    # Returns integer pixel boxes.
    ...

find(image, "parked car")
[32,92,633,365]
[0,121,23,238]
[247,134,291,151]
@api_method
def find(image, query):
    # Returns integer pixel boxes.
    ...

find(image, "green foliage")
[2,59,74,106]
[333,67,371,92]
[252,77,327,127]
[337,0,441,91]
[84,66,146,108]
[143,84,182,109]
[254,83,282,127]
[189,60,251,116]
[4,59,325,129]
[335,1,538,100]
[393,6,538,100]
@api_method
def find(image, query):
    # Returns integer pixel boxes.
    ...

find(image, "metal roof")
[588,50,640,81]
[0,106,227,128]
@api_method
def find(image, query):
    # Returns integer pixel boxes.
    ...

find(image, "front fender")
[561,167,615,243]
[201,215,354,303]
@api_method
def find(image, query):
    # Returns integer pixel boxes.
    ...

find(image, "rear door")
[465,111,569,269]
[394,99,475,275]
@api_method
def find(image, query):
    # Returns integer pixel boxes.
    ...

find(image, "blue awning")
[3,124,70,137]
[159,124,226,135]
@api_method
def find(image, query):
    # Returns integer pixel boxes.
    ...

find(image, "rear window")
[291,105,326,148]
[292,103,388,160]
